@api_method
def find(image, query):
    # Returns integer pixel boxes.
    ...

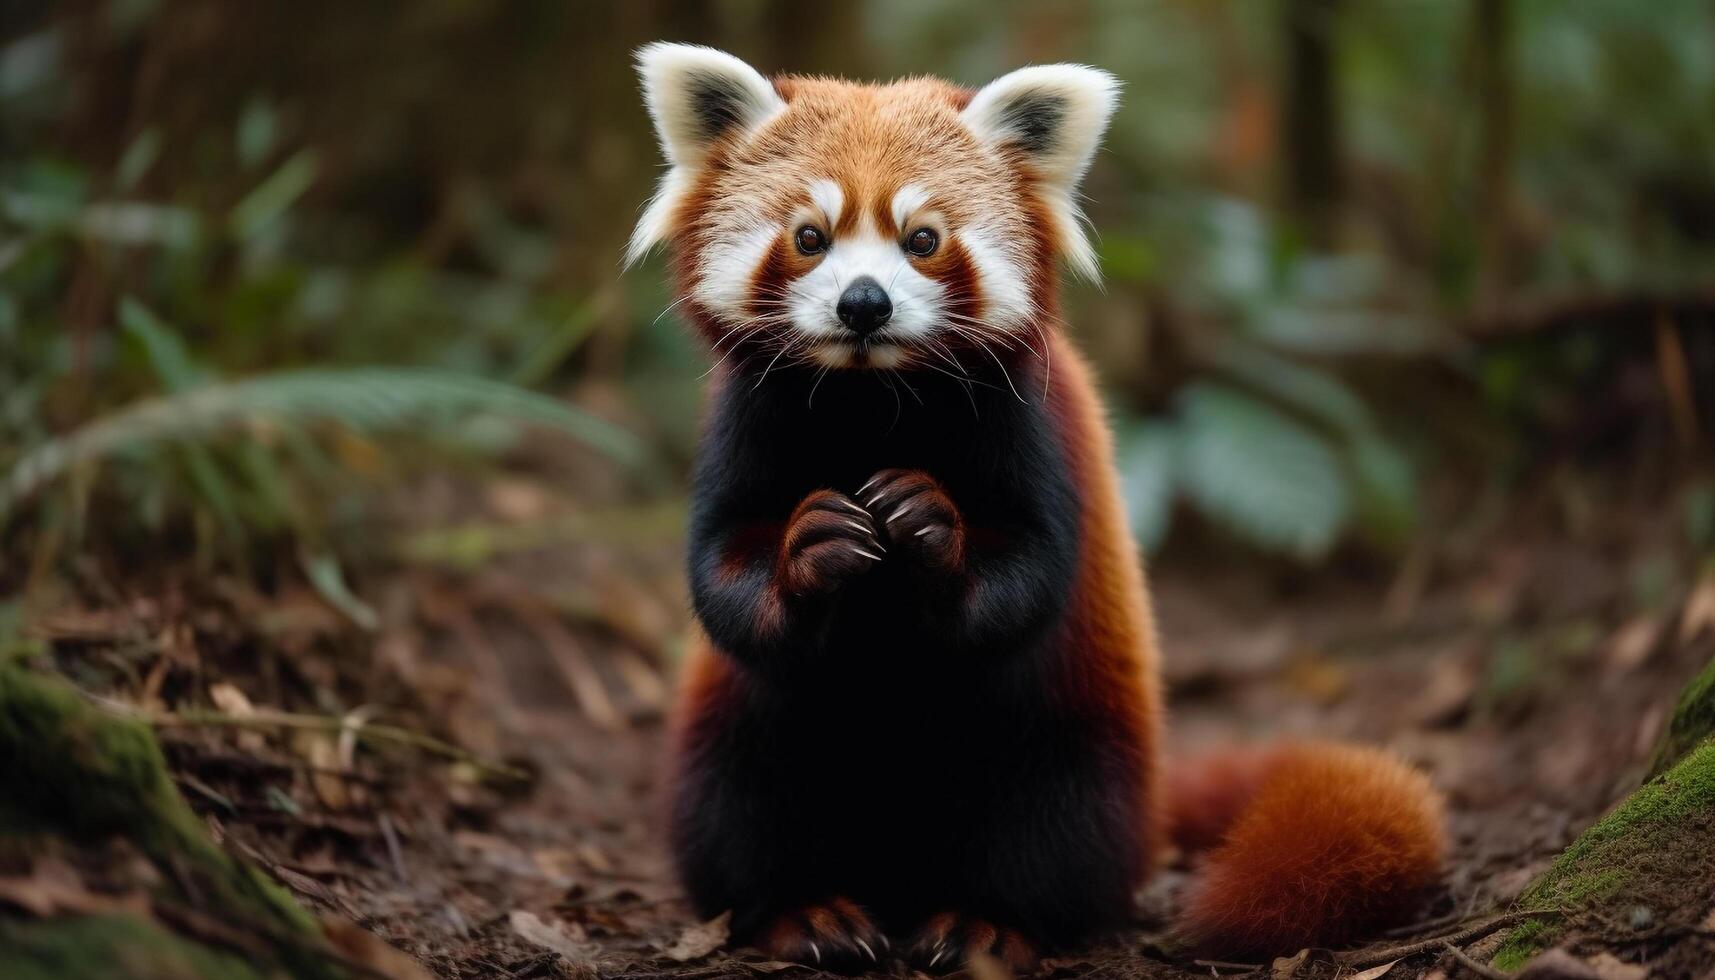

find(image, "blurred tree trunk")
[762,0,865,78]
[1281,0,1343,248]
[1472,0,1514,312]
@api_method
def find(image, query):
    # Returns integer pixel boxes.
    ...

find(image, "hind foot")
[908,912,1036,973]
[758,898,886,972]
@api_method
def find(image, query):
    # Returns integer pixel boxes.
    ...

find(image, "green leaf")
[1176,382,1351,560]
[228,150,317,241]
[1347,434,1418,546]
[119,297,211,392]
[1208,341,1377,439]
[300,550,378,631]
[0,368,646,520]
[236,96,279,168]
[511,296,605,387]
[1117,421,1180,554]
[115,127,161,191]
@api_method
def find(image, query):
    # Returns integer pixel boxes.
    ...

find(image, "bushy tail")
[1165,742,1447,958]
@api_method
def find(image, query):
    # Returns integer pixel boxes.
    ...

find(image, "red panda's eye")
[905,228,939,257]
[795,226,826,255]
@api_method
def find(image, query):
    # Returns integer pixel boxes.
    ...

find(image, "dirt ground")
[19,471,1715,980]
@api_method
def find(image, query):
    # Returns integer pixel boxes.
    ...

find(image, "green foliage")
[1,18,665,578]
[5,0,1713,568]
[1117,335,1419,561]
[1178,382,1350,560]
[2,364,640,517]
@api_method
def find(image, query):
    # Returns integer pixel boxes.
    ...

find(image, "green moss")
[0,663,199,847]
[1648,655,1715,779]
[0,915,270,980]
[1490,917,1553,971]
[0,665,350,978]
[1492,739,1715,965]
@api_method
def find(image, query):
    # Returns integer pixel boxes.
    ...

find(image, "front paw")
[778,490,883,597]
[758,898,887,972]
[859,469,964,574]
[908,912,1037,973]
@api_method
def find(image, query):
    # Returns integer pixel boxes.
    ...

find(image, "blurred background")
[2,2,1714,977]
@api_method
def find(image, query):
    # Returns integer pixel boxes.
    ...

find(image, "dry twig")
[141,707,529,782]
[1337,910,1552,969]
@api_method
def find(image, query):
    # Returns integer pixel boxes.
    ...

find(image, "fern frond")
[1,368,643,519]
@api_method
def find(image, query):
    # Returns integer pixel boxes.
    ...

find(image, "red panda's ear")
[635,43,783,167]
[962,65,1119,280]
[629,43,784,265]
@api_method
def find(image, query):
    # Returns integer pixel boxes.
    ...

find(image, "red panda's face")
[630,46,1117,373]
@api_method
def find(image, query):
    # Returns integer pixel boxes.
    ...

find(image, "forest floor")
[12,468,1715,980]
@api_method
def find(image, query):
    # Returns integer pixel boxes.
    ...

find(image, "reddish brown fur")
[668,73,1056,351]
[658,55,1447,966]
[1164,746,1279,854]
[1174,743,1448,957]
[1039,330,1166,870]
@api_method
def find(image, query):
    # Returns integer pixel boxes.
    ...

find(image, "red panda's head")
[629,44,1117,373]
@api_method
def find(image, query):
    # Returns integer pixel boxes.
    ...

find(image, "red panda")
[627,43,1447,972]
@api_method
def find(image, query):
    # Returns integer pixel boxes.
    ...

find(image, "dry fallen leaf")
[1681,575,1715,644]
[1284,654,1350,705]
[321,916,434,980]
[1409,652,1478,727]
[662,910,731,962]
[1272,948,1310,980]
[1345,959,1399,980]
[1518,948,1600,980]
[1605,616,1662,673]
[1584,952,1648,980]
[0,857,148,918]
[209,681,266,751]
[511,909,598,962]
[208,681,256,715]
[293,730,355,810]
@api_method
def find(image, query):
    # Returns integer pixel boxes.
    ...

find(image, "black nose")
[835,276,892,336]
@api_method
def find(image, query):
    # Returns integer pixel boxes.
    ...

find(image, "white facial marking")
[959,225,1032,329]
[694,223,777,318]
[809,179,844,229]
[785,201,945,370]
[891,184,931,229]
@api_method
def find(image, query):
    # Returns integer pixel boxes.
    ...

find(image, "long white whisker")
[807,360,834,408]
[651,293,694,328]
[972,334,1027,404]
[875,369,903,431]
[753,332,808,390]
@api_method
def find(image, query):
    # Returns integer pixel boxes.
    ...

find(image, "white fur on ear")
[628,44,784,265]
[962,64,1119,281]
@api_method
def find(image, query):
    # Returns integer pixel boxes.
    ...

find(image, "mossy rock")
[1647,654,1715,779]
[1490,738,1715,970]
[0,914,273,980]
[0,665,364,979]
